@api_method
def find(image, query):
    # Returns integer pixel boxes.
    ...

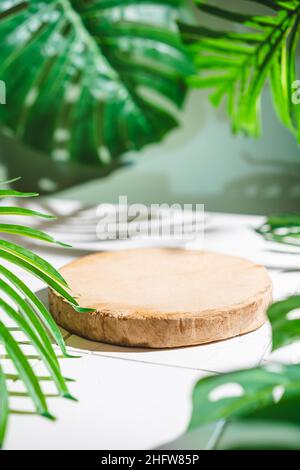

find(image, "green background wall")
[1,87,300,215]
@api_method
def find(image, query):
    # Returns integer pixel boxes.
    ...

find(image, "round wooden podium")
[49,249,272,348]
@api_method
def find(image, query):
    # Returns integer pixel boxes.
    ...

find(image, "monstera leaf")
[256,214,300,247]
[0,0,193,169]
[189,364,300,431]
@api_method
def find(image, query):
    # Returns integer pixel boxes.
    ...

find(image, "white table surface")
[3,210,300,450]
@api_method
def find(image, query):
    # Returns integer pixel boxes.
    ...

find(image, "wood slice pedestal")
[49,249,272,349]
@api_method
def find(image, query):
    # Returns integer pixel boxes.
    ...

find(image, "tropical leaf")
[0,298,73,399]
[3,299,76,402]
[256,214,300,246]
[180,0,300,141]
[0,363,8,449]
[0,239,69,287]
[0,224,71,247]
[0,321,54,420]
[0,190,38,198]
[0,248,91,312]
[0,180,86,447]
[0,265,74,358]
[0,207,55,219]
[255,214,300,351]
[189,363,300,432]
[186,203,300,448]
[0,279,59,366]
[163,415,300,449]
[216,418,300,450]
[0,0,194,170]
[268,295,300,351]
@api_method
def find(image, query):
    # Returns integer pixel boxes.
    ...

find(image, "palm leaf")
[0,239,69,287]
[0,248,89,311]
[0,181,87,447]
[0,207,55,219]
[0,321,54,420]
[0,224,71,247]
[0,190,38,198]
[0,363,8,449]
[180,0,300,141]
[0,279,59,366]
[0,177,22,185]
[0,299,74,400]
[0,265,73,358]
[0,0,194,171]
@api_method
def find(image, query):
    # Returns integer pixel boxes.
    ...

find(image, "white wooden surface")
[3,211,300,450]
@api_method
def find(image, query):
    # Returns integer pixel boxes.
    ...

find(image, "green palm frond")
[180,0,300,140]
[0,363,8,447]
[0,179,84,448]
[0,0,194,172]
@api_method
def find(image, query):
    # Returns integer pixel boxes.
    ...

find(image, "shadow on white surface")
[35,287,271,374]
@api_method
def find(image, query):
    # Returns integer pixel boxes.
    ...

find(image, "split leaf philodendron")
[0,0,194,171]
[256,214,300,247]
[186,294,300,450]
[3,1,300,166]
[189,364,300,431]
